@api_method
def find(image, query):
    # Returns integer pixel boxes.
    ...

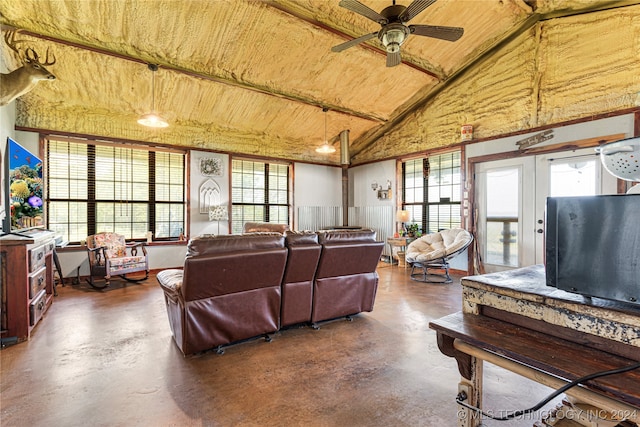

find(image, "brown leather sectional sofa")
[157,229,384,355]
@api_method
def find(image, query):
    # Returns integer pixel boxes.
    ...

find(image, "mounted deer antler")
[1,30,57,106]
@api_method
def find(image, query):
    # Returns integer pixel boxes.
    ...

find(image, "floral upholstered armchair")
[85,232,149,288]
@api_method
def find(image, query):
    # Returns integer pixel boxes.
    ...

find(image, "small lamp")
[208,204,229,235]
[396,210,410,236]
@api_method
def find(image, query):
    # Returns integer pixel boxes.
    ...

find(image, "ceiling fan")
[332,0,464,67]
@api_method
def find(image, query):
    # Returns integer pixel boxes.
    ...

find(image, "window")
[402,151,461,234]
[231,158,290,234]
[46,138,185,243]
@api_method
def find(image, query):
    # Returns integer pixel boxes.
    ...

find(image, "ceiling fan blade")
[386,51,402,67]
[399,0,437,23]
[338,0,388,24]
[410,25,464,41]
[332,32,378,52]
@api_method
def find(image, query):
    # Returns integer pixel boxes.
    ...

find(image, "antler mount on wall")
[0,30,57,106]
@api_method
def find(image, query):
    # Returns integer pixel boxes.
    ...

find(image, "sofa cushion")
[284,230,318,246]
[242,222,289,234]
[188,233,285,257]
[281,230,321,327]
[317,228,377,244]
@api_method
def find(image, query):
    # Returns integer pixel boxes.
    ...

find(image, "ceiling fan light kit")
[380,24,409,53]
[138,63,169,128]
[333,0,464,67]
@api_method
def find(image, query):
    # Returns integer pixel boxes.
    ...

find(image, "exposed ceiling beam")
[10,26,386,124]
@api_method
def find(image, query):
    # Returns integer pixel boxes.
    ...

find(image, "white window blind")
[46,139,185,243]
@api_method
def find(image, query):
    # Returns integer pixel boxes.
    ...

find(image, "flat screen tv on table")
[2,137,45,235]
[545,194,640,307]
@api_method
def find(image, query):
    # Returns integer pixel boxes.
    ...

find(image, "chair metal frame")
[409,234,473,284]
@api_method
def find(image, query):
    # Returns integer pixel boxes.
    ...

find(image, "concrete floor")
[1,263,557,427]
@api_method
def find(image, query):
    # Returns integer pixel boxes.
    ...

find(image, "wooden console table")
[386,237,413,267]
[430,265,640,427]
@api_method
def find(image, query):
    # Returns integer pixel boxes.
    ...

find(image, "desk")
[386,237,413,267]
[429,265,640,426]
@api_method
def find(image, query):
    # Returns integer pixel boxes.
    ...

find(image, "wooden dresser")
[430,265,639,427]
[1,230,56,345]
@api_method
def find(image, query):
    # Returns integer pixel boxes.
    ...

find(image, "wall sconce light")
[372,180,392,200]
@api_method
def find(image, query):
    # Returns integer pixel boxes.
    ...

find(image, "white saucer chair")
[405,228,473,284]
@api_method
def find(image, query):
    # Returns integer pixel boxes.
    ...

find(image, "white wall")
[349,160,396,207]
[292,162,342,230]
[294,162,342,206]
[14,130,39,152]
[189,151,230,237]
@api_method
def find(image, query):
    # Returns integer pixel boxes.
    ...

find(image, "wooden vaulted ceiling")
[0,0,634,165]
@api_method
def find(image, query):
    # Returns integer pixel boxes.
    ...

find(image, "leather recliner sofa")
[157,229,384,355]
[281,231,322,328]
[312,229,384,325]
[157,233,287,355]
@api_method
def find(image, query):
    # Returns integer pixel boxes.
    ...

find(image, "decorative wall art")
[199,157,223,177]
[199,178,221,214]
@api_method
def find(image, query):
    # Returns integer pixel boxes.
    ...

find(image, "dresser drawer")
[29,244,48,273]
[30,289,47,326]
[29,266,48,299]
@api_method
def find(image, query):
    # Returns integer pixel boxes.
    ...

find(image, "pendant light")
[138,63,169,128]
[315,107,336,154]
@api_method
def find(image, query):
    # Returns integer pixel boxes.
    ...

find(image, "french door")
[474,148,617,272]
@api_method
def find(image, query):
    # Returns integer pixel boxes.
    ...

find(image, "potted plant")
[406,223,421,237]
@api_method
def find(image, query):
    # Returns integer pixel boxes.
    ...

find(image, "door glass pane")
[549,160,596,197]
[485,168,519,267]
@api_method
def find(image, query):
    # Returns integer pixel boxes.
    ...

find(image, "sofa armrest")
[157,269,184,302]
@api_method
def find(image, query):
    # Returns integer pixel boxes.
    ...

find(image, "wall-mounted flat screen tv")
[2,137,45,233]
